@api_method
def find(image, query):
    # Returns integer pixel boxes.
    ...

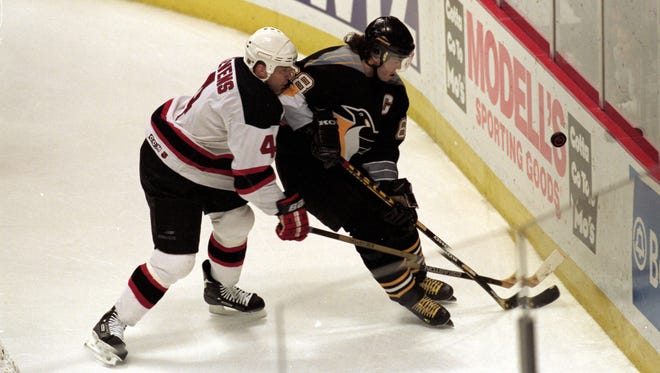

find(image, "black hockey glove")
[380,178,418,208]
[311,109,340,168]
[380,178,418,230]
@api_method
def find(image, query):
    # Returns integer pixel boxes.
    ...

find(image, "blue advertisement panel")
[631,168,659,330]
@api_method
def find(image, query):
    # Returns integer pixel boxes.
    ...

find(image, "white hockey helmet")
[244,27,297,81]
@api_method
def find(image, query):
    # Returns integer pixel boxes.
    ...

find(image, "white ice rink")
[0,1,639,372]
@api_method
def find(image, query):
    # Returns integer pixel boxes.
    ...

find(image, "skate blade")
[424,318,454,328]
[208,305,267,319]
[84,335,124,366]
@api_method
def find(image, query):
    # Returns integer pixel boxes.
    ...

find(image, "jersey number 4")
[260,134,276,158]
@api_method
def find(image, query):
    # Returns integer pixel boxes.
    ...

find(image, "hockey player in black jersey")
[85,27,309,365]
[276,16,455,327]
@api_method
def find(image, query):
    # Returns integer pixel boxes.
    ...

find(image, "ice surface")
[0,0,637,372]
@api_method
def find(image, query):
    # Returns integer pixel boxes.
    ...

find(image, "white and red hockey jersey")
[145,57,285,215]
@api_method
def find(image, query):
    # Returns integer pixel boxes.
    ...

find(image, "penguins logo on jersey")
[334,105,376,159]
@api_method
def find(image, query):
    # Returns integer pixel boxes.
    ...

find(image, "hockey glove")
[276,193,310,241]
[379,178,418,209]
[380,179,418,230]
[311,109,340,168]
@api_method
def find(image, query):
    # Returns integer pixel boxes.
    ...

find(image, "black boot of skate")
[419,277,456,302]
[408,295,453,327]
[202,259,265,317]
[400,286,453,327]
[84,306,128,366]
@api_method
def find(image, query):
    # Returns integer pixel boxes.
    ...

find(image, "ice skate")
[202,260,266,317]
[84,306,127,366]
[419,277,456,302]
[407,295,453,327]
[0,342,20,373]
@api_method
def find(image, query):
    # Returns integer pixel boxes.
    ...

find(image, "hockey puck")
[550,132,567,147]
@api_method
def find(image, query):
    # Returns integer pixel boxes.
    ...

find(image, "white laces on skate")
[222,286,253,306]
[107,313,126,338]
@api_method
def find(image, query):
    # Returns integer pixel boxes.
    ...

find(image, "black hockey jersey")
[278,45,410,181]
[146,57,285,215]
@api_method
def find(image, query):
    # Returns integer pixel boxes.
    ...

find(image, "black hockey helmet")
[364,16,415,67]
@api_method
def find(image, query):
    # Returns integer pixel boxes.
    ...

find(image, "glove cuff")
[276,193,305,215]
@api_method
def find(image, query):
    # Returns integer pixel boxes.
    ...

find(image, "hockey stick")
[504,249,564,287]
[309,226,563,288]
[340,159,560,310]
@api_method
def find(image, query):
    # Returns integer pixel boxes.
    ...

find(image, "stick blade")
[526,250,565,287]
[501,285,561,310]
[525,285,561,309]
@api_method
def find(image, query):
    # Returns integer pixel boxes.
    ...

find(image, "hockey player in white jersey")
[85,27,309,366]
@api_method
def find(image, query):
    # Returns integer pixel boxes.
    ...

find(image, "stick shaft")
[309,227,513,287]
